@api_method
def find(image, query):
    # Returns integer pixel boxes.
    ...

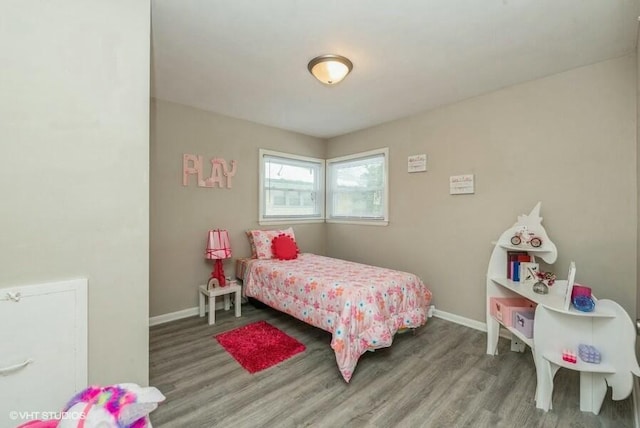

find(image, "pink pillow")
[249,227,295,259]
[245,230,258,258]
[271,234,299,260]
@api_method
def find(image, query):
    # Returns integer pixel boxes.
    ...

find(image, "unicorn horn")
[529,202,542,221]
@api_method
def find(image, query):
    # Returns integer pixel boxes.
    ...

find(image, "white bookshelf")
[486,203,640,414]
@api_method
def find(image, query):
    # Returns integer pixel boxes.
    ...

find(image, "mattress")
[235,257,253,282]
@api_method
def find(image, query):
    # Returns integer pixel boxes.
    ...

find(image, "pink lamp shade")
[205,229,232,287]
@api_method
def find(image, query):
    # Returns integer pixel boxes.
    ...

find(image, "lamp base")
[211,259,227,287]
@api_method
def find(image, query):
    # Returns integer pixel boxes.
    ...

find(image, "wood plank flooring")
[149,304,634,427]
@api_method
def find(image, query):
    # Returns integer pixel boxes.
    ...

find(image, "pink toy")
[17,383,165,428]
[571,283,592,300]
[562,349,577,364]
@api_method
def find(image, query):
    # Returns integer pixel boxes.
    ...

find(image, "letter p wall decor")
[183,154,238,189]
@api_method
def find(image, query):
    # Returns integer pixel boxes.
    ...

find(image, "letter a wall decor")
[182,154,238,189]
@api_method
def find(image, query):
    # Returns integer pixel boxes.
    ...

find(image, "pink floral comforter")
[243,253,433,382]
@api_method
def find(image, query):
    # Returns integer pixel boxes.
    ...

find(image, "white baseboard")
[149,300,229,326]
[433,308,487,332]
[151,304,481,328]
[149,307,199,326]
[150,304,506,342]
[433,308,512,340]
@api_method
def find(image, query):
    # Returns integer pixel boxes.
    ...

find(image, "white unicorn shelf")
[486,202,640,414]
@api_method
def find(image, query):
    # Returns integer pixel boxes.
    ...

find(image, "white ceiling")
[151,0,640,139]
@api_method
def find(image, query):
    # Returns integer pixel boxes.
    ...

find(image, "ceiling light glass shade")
[308,54,353,85]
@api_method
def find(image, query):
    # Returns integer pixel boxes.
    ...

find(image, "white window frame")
[326,148,389,226]
[258,149,325,225]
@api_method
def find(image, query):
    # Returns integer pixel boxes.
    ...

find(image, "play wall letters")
[182,154,238,189]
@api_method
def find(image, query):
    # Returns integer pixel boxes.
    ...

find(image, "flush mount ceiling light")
[307,54,353,85]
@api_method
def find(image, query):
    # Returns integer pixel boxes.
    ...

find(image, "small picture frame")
[207,277,220,290]
[407,154,427,173]
[520,262,539,286]
[562,261,577,311]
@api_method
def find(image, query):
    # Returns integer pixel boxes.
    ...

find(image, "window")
[327,148,388,225]
[258,148,388,225]
[259,149,324,224]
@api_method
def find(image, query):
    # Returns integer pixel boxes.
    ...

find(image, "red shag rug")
[214,321,306,373]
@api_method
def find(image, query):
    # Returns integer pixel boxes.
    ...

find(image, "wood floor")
[149,304,635,427]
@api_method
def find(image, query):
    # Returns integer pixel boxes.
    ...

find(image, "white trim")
[259,219,325,226]
[433,308,487,332]
[326,147,388,164]
[259,148,323,164]
[149,307,199,326]
[326,147,389,223]
[258,149,325,224]
[149,300,231,326]
[74,279,88,390]
[433,308,513,340]
[326,219,389,226]
[154,303,488,332]
[633,376,640,428]
[152,302,512,344]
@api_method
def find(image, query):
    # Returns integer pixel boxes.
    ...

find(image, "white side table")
[198,282,241,325]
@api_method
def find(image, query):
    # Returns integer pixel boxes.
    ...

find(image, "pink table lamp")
[205,229,232,287]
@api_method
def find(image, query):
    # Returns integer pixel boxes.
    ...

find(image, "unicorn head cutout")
[500,202,557,264]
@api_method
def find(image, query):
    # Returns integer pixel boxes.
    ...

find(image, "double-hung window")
[259,149,324,224]
[326,148,388,225]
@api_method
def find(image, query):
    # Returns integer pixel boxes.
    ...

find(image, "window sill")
[259,219,325,226]
[325,219,388,226]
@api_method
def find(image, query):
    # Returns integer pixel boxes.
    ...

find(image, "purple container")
[514,310,535,338]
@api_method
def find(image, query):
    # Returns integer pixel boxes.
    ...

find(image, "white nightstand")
[198,282,242,325]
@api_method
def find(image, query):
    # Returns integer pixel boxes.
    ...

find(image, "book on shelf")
[507,251,533,280]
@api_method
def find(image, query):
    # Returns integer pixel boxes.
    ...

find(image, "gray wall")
[150,56,636,323]
[150,99,326,317]
[0,1,150,385]
[327,55,637,321]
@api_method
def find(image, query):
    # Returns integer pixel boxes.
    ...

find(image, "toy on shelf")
[571,284,592,300]
[578,344,601,364]
[510,226,542,248]
[562,349,577,364]
[573,295,595,312]
[570,284,595,312]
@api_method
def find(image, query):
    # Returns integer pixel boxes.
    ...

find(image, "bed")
[237,250,433,382]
